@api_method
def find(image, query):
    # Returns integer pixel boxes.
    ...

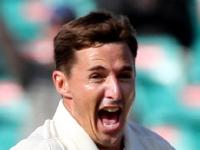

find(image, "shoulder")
[10,120,64,150]
[126,122,176,150]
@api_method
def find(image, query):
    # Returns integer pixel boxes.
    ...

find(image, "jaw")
[95,131,124,150]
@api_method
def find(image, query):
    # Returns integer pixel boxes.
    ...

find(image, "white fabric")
[11,100,175,150]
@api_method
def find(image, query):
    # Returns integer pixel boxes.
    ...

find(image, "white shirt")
[11,100,175,150]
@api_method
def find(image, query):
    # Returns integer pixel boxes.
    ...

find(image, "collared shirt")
[11,100,175,150]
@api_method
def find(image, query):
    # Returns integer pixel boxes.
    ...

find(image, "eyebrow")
[88,65,106,72]
[121,65,133,72]
[88,65,133,72]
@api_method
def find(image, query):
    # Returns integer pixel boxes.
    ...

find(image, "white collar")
[53,100,99,150]
[53,100,134,150]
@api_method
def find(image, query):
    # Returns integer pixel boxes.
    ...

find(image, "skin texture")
[52,42,135,150]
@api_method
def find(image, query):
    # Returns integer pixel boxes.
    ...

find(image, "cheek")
[122,83,135,111]
[122,83,135,99]
[84,85,104,107]
[73,84,102,111]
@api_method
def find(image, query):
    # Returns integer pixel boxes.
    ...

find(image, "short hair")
[54,11,138,75]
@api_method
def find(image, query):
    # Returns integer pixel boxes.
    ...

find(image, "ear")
[52,70,72,99]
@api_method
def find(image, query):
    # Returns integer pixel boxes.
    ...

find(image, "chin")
[96,132,123,149]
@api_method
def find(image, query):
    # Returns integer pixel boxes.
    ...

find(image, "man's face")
[64,42,135,149]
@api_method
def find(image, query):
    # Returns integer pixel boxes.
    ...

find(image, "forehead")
[74,42,134,67]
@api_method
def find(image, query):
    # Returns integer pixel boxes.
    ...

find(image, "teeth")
[102,107,119,112]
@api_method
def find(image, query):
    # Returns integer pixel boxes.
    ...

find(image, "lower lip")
[97,115,123,134]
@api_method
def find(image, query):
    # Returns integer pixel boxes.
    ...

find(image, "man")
[11,11,175,150]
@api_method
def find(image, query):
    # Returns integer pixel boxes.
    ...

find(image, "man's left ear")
[52,70,72,99]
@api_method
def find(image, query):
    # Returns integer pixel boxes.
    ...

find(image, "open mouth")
[97,106,122,133]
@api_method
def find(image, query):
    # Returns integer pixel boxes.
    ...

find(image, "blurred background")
[0,0,200,149]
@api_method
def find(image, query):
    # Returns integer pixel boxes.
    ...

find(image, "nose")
[105,76,122,100]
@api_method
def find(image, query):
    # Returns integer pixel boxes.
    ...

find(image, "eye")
[118,72,133,81]
[89,72,106,83]
[90,73,102,79]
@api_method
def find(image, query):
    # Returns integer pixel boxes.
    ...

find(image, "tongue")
[101,112,118,125]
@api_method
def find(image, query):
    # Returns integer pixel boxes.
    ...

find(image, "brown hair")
[54,11,138,75]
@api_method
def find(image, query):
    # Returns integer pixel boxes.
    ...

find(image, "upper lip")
[97,99,124,117]
[99,105,122,111]
[98,104,123,114]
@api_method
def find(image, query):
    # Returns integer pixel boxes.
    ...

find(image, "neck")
[97,137,124,150]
